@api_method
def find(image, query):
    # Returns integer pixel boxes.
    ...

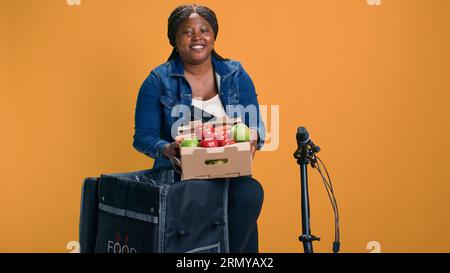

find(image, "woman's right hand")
[162,136,184,174]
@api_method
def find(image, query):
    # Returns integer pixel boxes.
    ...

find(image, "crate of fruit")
[177,117,253,180]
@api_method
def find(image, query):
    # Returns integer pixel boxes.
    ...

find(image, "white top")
[191,94,227,118]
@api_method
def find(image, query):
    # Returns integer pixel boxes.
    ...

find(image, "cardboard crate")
[177,117,252,180]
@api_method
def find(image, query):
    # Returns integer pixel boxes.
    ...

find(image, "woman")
[133,4,265,253]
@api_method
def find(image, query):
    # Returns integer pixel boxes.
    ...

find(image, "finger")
[250,142,257,158]
[171,158,182,174]
[171,141,180,151]
[173,145,181,157]
[249,128,259,141]
[173,165,182,174]
[175,136,184,143]
[172,156,182,167]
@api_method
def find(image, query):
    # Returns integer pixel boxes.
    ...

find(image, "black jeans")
[227,176,264,253]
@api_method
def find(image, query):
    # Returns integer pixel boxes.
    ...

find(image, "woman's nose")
[191,29,202,40]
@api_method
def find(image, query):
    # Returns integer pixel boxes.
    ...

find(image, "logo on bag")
[367,0,381,6]
[66,0,81,6]
[107,233,137,253]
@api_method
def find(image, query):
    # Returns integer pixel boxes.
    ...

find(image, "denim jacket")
[133,54,266,169]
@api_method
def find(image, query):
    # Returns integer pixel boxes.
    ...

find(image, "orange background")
[1,0,450,253]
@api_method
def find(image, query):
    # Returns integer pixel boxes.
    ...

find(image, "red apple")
[214,129,226,141]
[199,139,219,148]
[218,139,236,147]
[202,124,215,140]
[214,125,232,141]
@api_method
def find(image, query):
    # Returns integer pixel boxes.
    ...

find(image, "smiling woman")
[133,4,266,253]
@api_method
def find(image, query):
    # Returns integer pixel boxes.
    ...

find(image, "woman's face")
[175,13,215,65]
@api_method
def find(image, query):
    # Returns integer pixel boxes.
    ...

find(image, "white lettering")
[367,0,381,6]
[66,0,81,6]
[176,257,210,271]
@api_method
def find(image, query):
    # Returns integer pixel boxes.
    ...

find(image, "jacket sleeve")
[236,64,266,150]
[133,71,170,159]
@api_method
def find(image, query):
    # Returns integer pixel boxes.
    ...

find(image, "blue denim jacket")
[133,54,266,169]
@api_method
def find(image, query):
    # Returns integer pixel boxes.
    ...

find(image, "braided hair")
[167,4,226,61]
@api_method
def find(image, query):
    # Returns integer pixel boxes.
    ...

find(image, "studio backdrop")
[1,0,450,252]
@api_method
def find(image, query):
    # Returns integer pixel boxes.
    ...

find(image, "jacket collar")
[169,54,238,79]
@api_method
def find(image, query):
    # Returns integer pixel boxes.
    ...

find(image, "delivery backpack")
[79,167,230,253]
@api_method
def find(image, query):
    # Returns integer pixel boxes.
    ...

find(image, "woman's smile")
[190,44,206,50]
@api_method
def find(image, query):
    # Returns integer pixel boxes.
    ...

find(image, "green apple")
[231,123,250,142]
[180,139,199,147]
[213,159,228,165]
[205,159,228,165]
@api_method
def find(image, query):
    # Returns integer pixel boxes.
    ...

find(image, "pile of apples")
[180,123,251,148]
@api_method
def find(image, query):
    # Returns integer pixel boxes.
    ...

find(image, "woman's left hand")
[249,128,259,159]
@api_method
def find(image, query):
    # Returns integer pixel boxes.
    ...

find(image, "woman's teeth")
[191,45,205,50]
